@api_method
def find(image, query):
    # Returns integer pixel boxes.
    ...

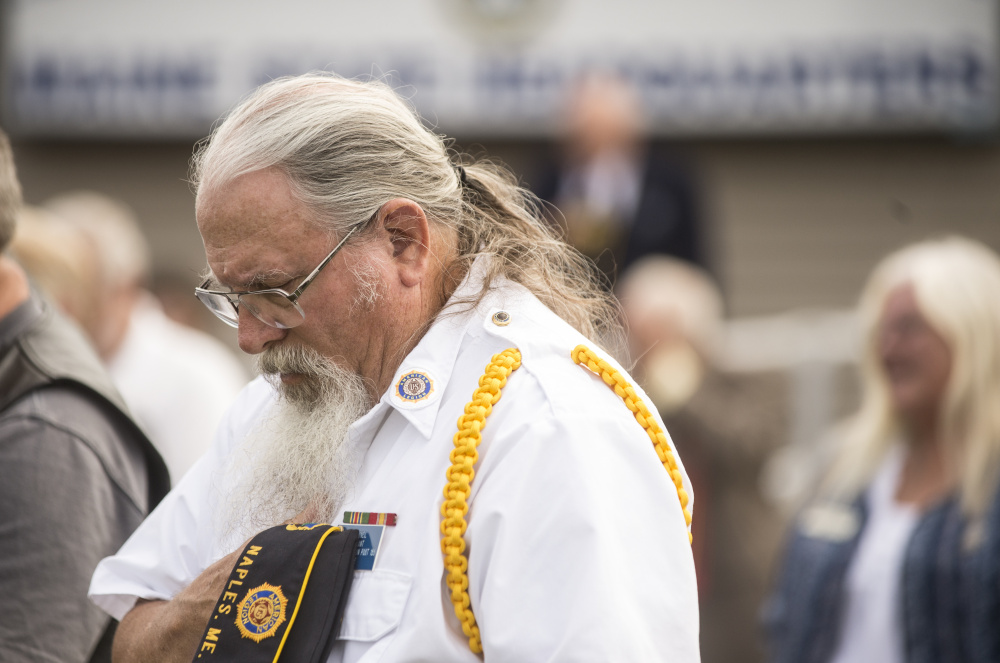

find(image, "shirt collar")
[377,257,496,439]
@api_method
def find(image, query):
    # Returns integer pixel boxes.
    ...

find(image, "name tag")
[799,503,860,542]
[342,524,385,570]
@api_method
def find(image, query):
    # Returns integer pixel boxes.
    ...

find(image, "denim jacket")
[764,486,1000,663]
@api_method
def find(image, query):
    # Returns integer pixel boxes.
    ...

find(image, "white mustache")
[255,344,325,377]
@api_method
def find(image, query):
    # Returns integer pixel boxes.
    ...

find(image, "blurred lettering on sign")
[3,0,995,137]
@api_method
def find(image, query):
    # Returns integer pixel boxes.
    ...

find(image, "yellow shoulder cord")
[440,348,522,655]
[441,344,692,656]
[571,344,694,543]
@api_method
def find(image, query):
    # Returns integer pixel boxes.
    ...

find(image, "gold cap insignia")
[235,583,288,643]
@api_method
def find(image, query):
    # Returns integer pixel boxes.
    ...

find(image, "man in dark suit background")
[531,72,704,285]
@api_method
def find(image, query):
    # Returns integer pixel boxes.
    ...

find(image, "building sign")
[2,0,995,137]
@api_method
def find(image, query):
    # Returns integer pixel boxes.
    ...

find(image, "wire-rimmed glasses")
[194,224,360,329]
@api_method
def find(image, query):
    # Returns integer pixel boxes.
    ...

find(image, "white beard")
[218,344,374,548]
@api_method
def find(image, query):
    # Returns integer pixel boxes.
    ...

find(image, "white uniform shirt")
[90,273,699,663]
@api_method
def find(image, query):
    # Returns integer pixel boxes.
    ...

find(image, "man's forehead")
[196,168,317,242]
[196,169,325,287]
[199,218,300,285]
[200,210,299,253]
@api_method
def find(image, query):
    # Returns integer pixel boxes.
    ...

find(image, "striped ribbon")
[343,511,397,526]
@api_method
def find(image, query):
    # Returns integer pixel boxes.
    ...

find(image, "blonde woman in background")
[765,236,1000,663]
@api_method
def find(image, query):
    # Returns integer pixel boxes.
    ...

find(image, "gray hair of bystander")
[0,129,22,252]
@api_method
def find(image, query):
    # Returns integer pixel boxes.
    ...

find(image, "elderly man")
[0,131,169,662]
[90,73,698,662]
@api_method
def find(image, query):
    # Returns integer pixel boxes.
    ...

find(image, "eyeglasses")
[195,224,360,329]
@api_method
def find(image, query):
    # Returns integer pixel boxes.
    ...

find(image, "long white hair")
[190,72,622,351]
[823,236,1000,516]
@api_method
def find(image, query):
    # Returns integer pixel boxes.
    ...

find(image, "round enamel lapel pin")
[396,370,434,403]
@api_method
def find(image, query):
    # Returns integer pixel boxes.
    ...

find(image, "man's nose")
[237,306,287,354]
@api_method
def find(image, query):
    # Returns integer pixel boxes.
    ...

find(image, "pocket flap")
[337,569,413,641]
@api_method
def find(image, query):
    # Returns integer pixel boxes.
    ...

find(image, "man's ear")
[376,198,431,288]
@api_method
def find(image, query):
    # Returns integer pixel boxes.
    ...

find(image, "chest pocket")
[337,569,413,642]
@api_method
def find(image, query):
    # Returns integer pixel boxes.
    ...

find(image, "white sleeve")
[465,370,700,662]
[88,377,275,620]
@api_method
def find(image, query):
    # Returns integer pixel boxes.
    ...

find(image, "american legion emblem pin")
[396,370,433,402]
[236,583,288,642]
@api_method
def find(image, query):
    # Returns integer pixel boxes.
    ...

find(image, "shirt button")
[491,311,511,326]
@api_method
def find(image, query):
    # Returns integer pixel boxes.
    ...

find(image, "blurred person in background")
[532,71,703,285]
[9,205,103,336]
[40,192,249,482]
[0,129,169,662]
[151,269,229,331]
[619,256,788,663]
[765,236,1000,663]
